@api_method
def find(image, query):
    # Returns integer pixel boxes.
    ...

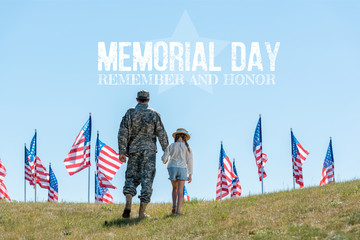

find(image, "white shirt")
[161,142,193,175]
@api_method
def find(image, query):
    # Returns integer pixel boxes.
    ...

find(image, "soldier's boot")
[139,202,149,218]
[122,194,132,218]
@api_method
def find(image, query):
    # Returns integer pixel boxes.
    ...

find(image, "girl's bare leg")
[171,180,178,212]
[176,180,185,214]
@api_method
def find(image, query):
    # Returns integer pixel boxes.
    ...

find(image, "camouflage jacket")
[118,103,169,156]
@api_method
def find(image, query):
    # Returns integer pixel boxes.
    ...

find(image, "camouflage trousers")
[123,150,156,203]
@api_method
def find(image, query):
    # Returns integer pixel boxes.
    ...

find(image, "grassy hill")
[1,180,360,239]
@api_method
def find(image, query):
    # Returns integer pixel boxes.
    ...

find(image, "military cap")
[137,90,150,100]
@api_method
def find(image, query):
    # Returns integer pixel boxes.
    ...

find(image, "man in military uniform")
[118,90,169,218]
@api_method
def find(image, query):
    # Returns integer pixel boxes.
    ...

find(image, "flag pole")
[259,114,263,194]
[291,128,295,190]
[88,112,91,204]
[233,157,235,198]
[220,141,223,201]
[49,162,51,202]
[88,160,90,203]
[24,143,26,203]
[94,170,97,203]
[330,136,334,183]
[97,130,99,173]
[35,129,37,203]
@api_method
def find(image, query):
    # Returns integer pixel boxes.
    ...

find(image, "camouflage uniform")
[118,100,168,203]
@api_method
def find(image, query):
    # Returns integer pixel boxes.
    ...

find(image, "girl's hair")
[175,133,191,152]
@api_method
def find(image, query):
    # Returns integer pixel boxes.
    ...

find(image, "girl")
[162,128,193,215]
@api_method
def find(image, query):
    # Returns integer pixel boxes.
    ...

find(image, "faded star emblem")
[147,11,230,94]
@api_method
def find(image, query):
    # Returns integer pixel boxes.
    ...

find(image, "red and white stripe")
[25,159,35,187]
[257,153,268,181]
[0,159,11,202]
[35,157,50,189]
[97,171,116,189]
[320,165,334,186]
[216,155,237,200]
[0,180,11,201]
[28,156,36,185]
[254,144,263,166]
[25,165,33,183]
[0,158,6,182]
[97,144,122,181]
[48,187,58,202]
[231,180,242,198]
[292,143,309,188]
[254,144,268,181]
[95,190,114,204]
[184,194,190,201]
[216,167,229,199]
[64,129,91,175]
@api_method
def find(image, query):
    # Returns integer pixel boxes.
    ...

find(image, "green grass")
[1,180,360,239]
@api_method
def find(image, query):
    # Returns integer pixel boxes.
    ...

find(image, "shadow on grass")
[162,213,185,219]
[104,217,145,227]
[104,213,182,228]
[163,214,176,219]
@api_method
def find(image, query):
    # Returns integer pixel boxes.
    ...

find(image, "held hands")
[188,174,192,183]
[119,154,127,163]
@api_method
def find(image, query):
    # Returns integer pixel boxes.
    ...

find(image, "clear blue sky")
[1,1,359,203]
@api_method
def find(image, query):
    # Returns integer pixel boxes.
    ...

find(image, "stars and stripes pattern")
[291,131,309,188]
[95,132,121,188]
[29,133,37,179]
[216,143,237,200]
[184,185,190,201]
[95,173,113,204]
[25,141,49,189]
[64,116,91,175]
[253,117,268,181]
[97,171,116,189]
[256,154,268,181]
[320,139,335,186]
[231,159,242,198]
[25,146,35,186]
[35,157,50,189]
[0,159,11,201]
[48,165,58,202]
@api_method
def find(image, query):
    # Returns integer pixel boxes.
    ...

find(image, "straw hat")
[172,128,190,141]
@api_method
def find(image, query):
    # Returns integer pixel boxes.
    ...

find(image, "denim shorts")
[168,167,188,181]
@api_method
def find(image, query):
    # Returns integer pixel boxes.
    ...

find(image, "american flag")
[35,157,50,189]
[95,173,113,204]
[97,171,116,189]
[291,131,309,188]
[0,159,11,202]
[95,132,121,188]
[184,185,190,201]
[216,143,237,200]
[64,116,91,175]
[48,164,58,202]
[231,159,242,198]
[320,139,335,186]
[24,146,35,187]
[0,180,11,202]
[0,158,6,182]
[253,117,268,181]
[29,133,37,180]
